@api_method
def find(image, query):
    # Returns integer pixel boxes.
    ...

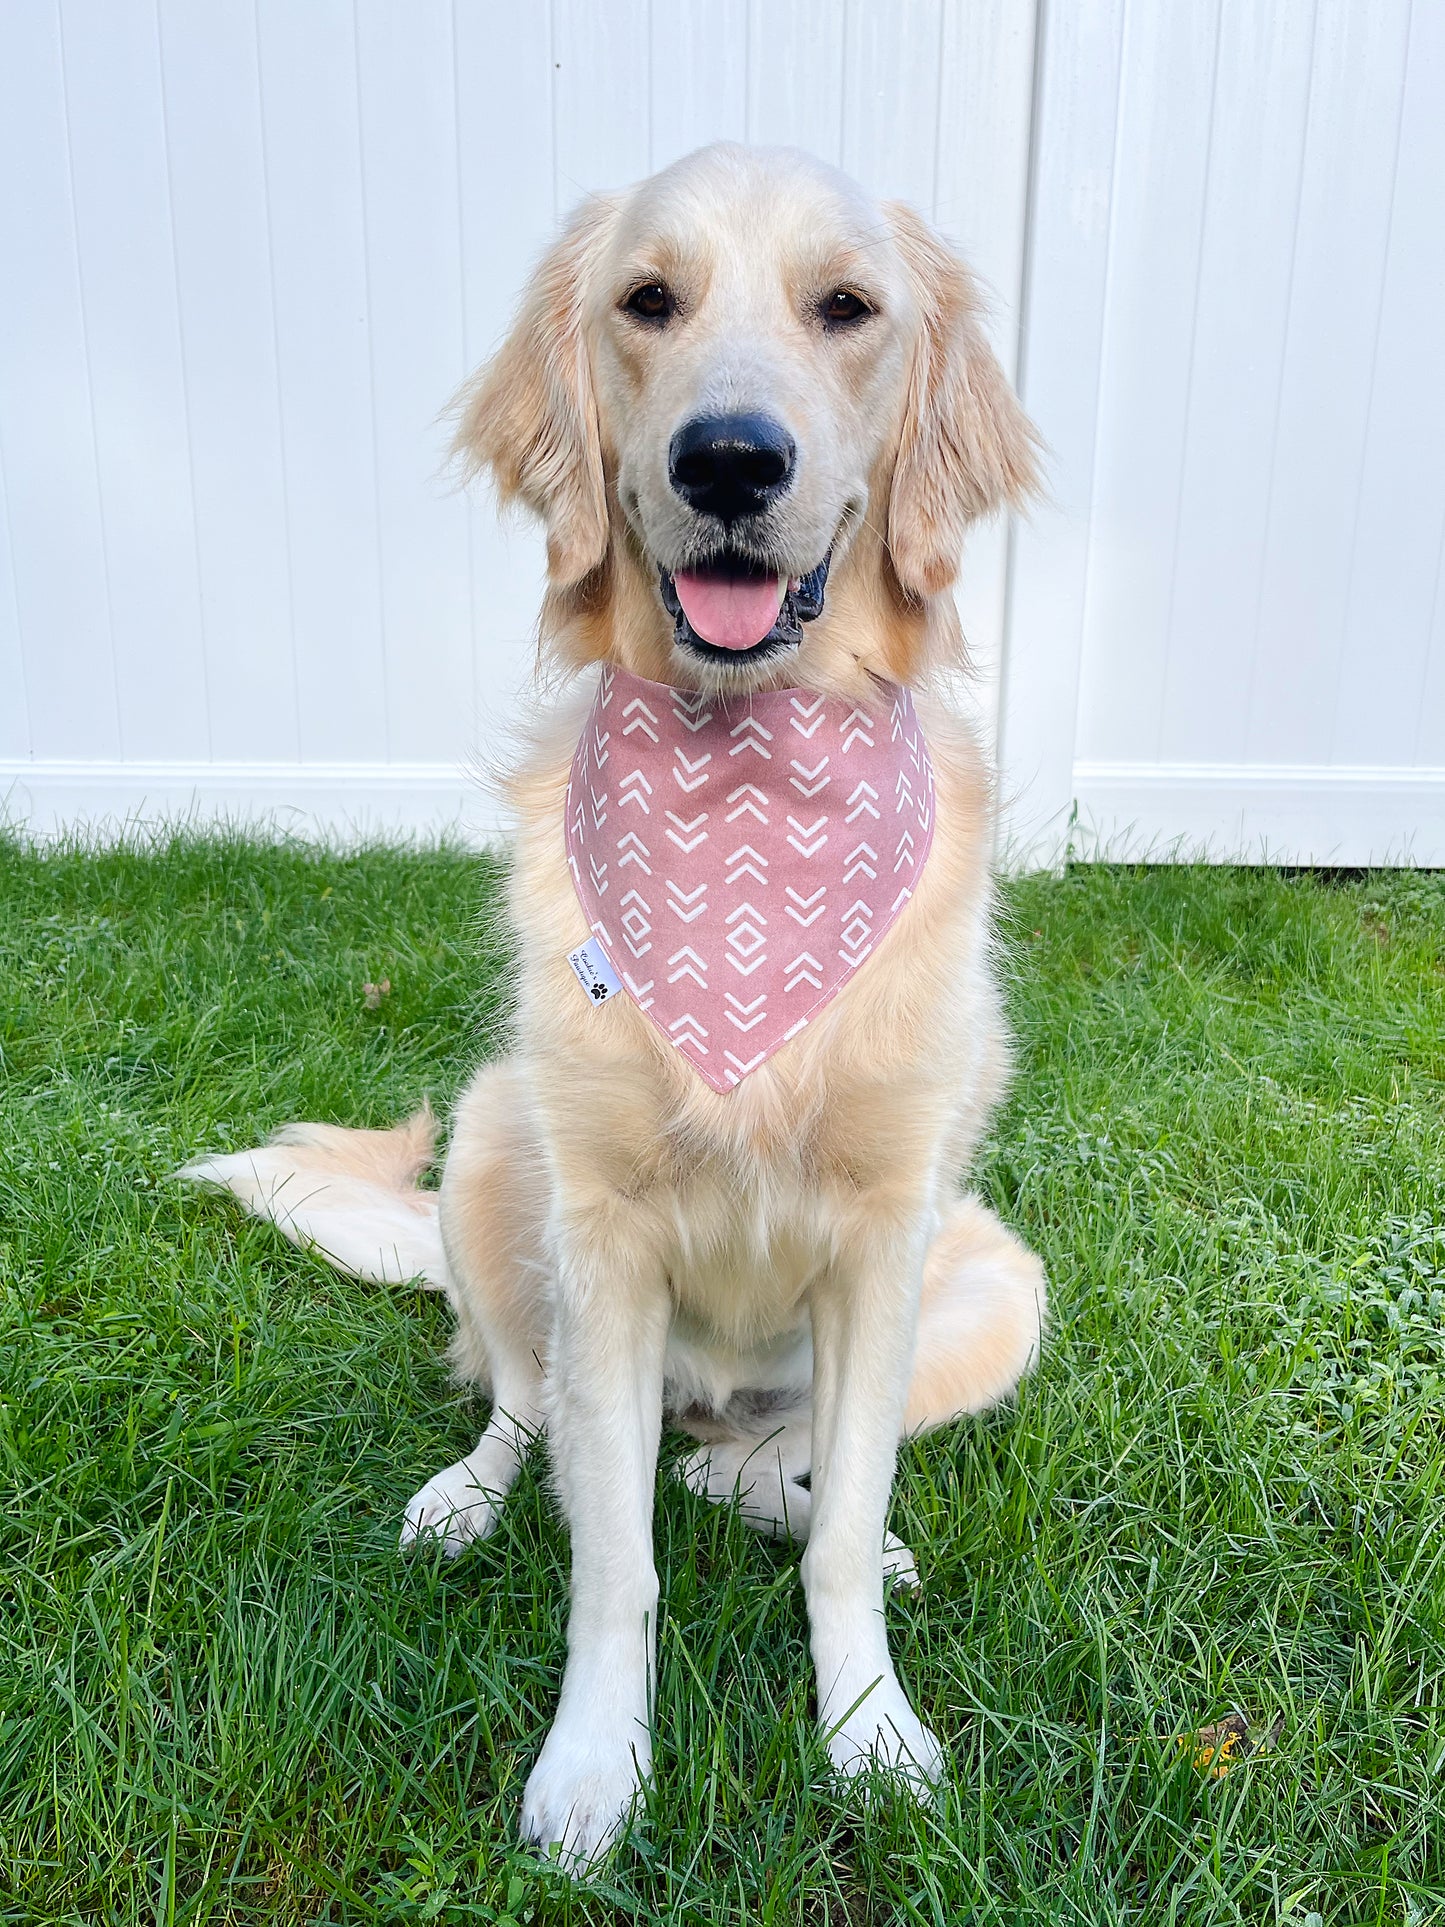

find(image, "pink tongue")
[673,570,785,650]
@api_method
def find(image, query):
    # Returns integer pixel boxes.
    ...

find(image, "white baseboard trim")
[6,756,1443,866]
[0,758,504,846]
[1071,761,1445,866]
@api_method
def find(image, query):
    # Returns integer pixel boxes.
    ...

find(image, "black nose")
[668,413,796,523]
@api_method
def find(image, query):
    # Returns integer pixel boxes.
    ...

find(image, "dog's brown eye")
[624,282,674,322]
[822,288,872,325]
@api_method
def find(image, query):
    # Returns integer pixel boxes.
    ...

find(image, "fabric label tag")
[566,935,622,1007]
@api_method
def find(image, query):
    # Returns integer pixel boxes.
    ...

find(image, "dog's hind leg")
[678,1413,919,1585]
[676,1192,1043,1585]
[905,1195,1047,1434]
[400,1064,553,1556]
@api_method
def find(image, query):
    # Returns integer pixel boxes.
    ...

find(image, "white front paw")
[399,1461,502,1556]
[824,1675,945,1793]
[521,1713,649,1869]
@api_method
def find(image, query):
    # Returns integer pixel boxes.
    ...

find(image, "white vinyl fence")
[2,0,1443,864]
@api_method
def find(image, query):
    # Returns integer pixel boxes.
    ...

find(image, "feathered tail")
[179,1106,448,1290]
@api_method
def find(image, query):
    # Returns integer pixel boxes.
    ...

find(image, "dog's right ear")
[451,196,617,588]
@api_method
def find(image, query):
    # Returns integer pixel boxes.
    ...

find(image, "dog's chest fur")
[507,676,998,1362]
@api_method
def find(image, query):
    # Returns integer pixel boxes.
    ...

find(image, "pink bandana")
[564,666,936,1091]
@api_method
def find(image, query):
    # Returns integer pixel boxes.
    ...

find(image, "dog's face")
[590,153,911,669]
[456,145,1037,685]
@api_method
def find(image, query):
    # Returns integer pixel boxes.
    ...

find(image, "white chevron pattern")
[564,668,936,1091]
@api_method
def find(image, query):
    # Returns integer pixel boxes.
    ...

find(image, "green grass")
[2,836,1444,1925]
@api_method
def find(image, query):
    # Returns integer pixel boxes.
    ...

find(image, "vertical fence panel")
[158,0,299,762]
[552,0,652,205]
[998,0,1126,860]
[745,0,847,159]
[255,0,389,765]
[453,0,552,750]
[354,1,474,767]
[650,2,750,169]
[0,1,119,765]
[1155,0,1317,771]
[934,0,1037,741]
[841,1,944,208]
[1331,0,1445,769]
[1244,0,1414,769]
[1072,0,1221,768]
[59,0,210,761]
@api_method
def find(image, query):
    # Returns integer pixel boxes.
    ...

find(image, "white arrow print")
[673,749,711,793]
[617,830,652,873]
[726,844,769,884]
[786,815,828,857]
[725,783,769,823]
[789,695,826,738]
[587,855,608,895]
[588,785,607,827]
[894,829,916,870]
[728,716,773,758]
[622,696,659,741]
[840,708,875,751]
[845,780,880,822]
[725,991,768,1031]
[618,769,653,810]
[664,810,709,852]
[667,945,708,987]
[894,770,914,812]
[789,757,830,797]
[784,884,827,926]
[671,694,713,732]
[843,840,878,880]
[589,725,610,766]
[669,1012,709,1052]
[723,1047,769,1075]
[784,951,824,992]
[666,880,708,922]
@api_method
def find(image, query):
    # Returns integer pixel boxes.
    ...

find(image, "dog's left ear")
[885,203,1041,599]
[450,195,617,588]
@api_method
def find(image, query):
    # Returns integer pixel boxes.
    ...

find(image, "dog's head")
[455,144,1038,688]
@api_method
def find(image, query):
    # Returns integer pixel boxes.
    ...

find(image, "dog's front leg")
[520,1198,670,1866]
[804,1197,944,1791]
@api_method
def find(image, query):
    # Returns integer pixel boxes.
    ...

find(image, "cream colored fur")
[183,144,1046,1866]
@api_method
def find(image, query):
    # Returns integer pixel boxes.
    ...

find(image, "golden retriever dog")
[184,143,1047,1865]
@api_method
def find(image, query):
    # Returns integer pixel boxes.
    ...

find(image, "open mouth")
[659,553,831,664]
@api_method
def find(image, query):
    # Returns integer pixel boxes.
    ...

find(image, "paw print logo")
[589,980,609,1002]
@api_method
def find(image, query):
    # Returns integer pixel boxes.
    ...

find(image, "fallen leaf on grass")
[1175,1710,1284,1777]
[362,978,391,1010]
